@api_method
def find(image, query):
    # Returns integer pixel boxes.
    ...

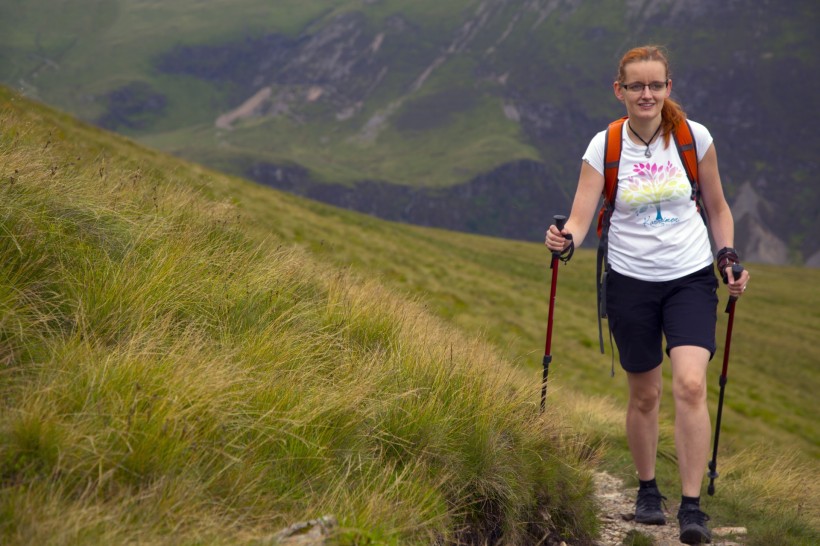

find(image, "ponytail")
[661,97,686,147]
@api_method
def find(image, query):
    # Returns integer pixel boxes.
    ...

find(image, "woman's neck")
[627,117,663,145]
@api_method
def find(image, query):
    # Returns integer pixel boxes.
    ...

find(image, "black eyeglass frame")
[619,80,670,93]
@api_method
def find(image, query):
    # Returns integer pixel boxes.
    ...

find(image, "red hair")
[617,45,686,147]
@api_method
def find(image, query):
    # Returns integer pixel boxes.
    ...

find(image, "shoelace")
[636,489,666,511]
[678,506,710,526]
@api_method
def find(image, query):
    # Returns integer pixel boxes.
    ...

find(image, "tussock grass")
[0,87,600,544]
[712,449,819,544]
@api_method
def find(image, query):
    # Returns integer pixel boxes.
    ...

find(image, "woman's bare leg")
[670,345,711,497]
[626,365,663,480]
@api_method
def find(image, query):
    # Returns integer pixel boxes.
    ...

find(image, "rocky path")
[591,472,747,546]
[271,471,749,545]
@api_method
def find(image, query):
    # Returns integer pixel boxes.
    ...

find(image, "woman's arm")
[698,143,750,296]
[545,160,604,252]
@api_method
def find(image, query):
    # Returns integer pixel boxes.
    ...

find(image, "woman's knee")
[628,378,662,413]
[670,346,709,405]
[674,375,707,405]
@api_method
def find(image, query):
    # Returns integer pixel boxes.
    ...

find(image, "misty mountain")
[2,0,817,264]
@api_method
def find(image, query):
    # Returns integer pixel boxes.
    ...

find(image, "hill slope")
[0,85,601,545]
[1,0,818,265]
[1,87,818,544]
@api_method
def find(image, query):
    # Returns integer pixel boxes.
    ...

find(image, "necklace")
[628,122,662,158]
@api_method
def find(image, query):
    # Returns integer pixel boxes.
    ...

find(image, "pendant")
[644,147,652,158]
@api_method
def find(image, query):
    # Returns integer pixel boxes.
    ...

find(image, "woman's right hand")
[545,224,571,253]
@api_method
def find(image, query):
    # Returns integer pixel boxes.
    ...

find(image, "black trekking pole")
[541,215,572,413]
[708,263,744,495]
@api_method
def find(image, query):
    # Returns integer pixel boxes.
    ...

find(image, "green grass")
[138,81,541,190]
[0,86,602,544]
[2,85,818,545]
[209,91,538,188]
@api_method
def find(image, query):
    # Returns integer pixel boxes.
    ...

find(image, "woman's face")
[613,60,671,122]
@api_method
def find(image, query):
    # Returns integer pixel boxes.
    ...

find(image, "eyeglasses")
[620,80,669,94]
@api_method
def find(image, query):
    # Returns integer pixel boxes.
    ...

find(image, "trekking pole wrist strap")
[559,237,575,264]
[716,247,740,284]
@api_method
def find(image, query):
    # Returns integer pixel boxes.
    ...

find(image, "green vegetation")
[0,0,545,189]
[1,86,818,545]
[1,86,599,544]
[621,529,655,546]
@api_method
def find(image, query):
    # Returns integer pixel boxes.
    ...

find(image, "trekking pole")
[708,263,744,496]
[541,215,572,413]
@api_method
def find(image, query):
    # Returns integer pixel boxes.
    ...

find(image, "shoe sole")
[635,514,666,525]
[679,527,711,544]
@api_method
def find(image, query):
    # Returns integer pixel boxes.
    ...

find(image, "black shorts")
[605,265,719,373]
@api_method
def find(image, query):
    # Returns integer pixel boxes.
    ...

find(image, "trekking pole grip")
[732,263,744,282]
[551,215,573,266]
[726,264,744,310]
[553,215,567,256]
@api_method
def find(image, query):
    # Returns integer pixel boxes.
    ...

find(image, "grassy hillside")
[0,86,599,544]
[1,87,818,544]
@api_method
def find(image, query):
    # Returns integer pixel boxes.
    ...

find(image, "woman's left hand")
[725,266,750,299]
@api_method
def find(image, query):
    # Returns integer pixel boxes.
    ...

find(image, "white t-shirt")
[583,119,714,282]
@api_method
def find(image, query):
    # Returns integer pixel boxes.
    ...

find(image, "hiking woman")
[544,45,750,545]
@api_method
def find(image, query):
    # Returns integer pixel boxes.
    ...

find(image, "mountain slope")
[0,85,602,544]
[2,0,819,265]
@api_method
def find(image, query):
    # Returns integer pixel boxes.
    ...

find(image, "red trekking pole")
[708,263,744,495]
[541,215,572,413]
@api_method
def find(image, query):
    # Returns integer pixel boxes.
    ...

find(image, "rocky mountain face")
[6,0,817,264]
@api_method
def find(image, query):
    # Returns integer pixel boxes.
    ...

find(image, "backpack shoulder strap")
[595,116,626,357]
[673,119,708,223]
[603,117,627,203]
[673,119,699,188]
[598,116,627,237]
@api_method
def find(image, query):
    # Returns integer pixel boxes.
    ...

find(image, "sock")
[639,478,658,490]
[681,495,700,509]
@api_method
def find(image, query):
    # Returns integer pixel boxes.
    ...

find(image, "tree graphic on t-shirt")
[621,161,690,223]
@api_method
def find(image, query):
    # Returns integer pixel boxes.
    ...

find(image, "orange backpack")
[595,116,704,359]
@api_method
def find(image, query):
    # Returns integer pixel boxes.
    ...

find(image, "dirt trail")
[591,472,747,545]
[270,471,748,545]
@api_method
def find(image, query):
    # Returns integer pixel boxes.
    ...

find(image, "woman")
[545,45,750,545]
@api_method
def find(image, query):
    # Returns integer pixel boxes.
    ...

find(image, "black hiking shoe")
[677,504,712,544]
[634,486,666,525]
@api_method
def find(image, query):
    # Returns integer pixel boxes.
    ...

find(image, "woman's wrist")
[715,247,740,283]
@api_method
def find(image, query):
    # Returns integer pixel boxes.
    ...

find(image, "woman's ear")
[613,81,625,101]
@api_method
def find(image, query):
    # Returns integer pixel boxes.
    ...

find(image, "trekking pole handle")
[732,263,743,281]
[552,215,571,257]
[728,263,744,305]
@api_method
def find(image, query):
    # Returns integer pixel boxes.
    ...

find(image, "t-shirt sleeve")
[581,129,608,175]
[687,120,714,162]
